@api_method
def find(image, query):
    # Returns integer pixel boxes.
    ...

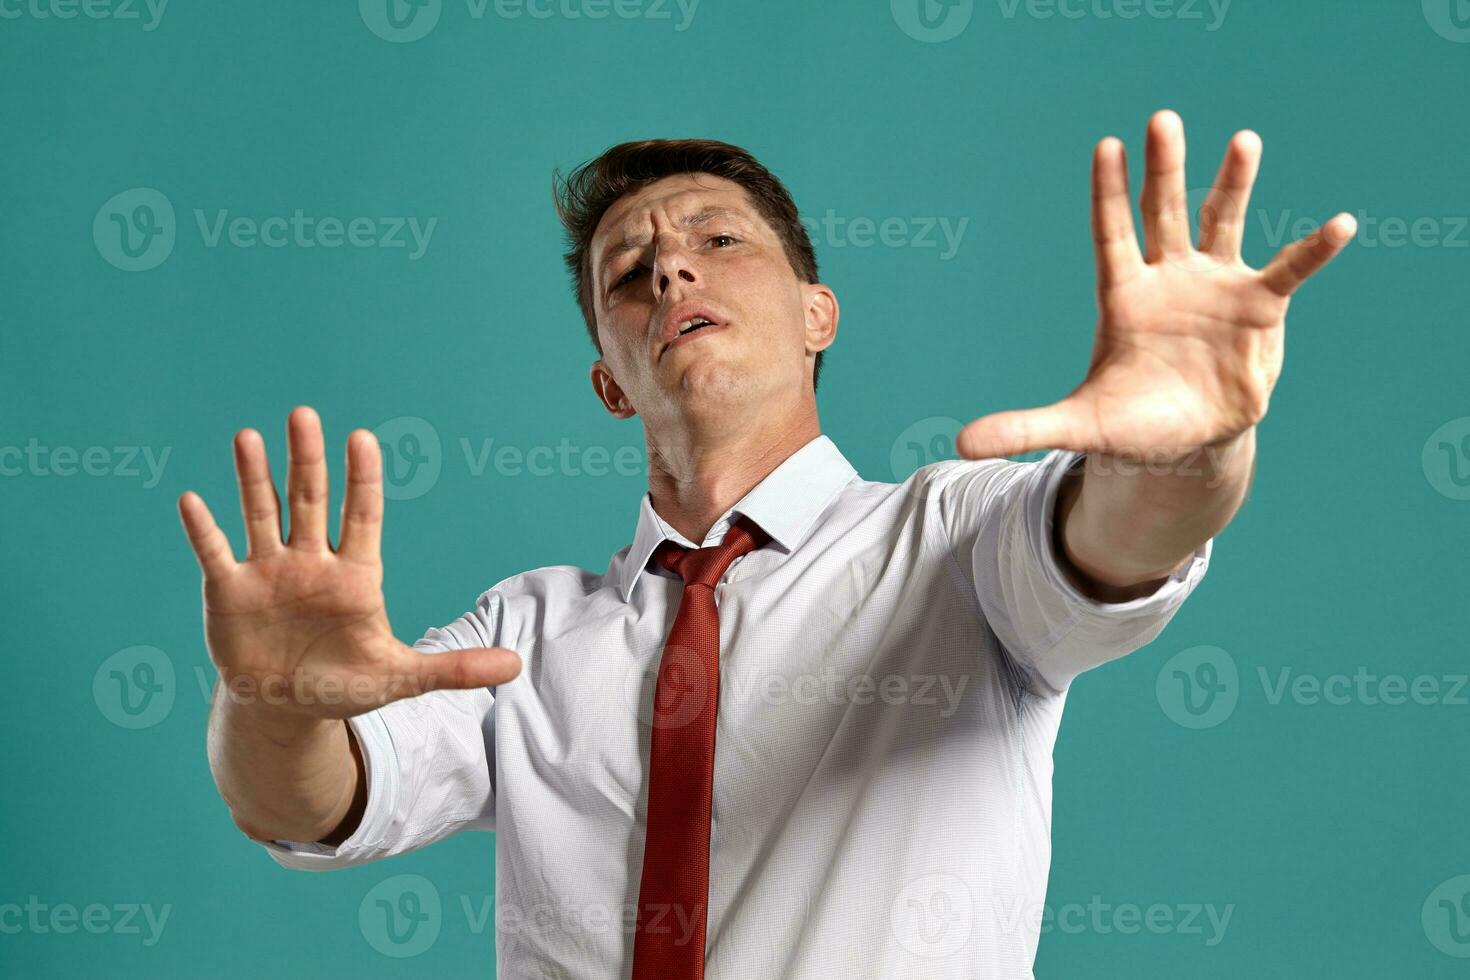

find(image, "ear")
[803,282,839,356]
[590,359,637,419]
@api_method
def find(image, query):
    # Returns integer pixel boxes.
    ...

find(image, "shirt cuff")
[1029,448,1213,616]
[258,710,399,871]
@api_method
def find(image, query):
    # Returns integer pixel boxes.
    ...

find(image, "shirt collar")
[615,434,858,603]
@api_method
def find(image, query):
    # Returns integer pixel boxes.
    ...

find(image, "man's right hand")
[179,406,520,846]
[178,406,522,720]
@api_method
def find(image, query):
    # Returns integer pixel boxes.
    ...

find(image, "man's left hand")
[956,109,1355,463]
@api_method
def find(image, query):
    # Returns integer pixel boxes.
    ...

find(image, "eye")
[612,265,645,290]
[708,234,738,248]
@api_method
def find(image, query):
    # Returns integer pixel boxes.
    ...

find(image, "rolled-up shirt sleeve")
[260,594,503,871]
[935,449,1212,696]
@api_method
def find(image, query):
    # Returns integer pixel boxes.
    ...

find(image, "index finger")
[337,429,384,561]
[1091,136,1143,288]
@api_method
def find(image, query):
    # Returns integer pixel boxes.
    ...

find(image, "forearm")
[1057,426,1255,593]
[206,682,366,845]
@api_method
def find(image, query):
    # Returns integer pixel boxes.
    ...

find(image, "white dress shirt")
[263,435,1211,979]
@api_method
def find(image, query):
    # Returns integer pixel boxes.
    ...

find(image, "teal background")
[3,0,1468,976]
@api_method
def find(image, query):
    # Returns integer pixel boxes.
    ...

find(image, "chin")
[674,356,747,398]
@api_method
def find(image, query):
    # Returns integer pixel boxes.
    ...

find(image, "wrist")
[215,679,342,747]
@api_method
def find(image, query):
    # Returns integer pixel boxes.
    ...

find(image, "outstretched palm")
[178,407,521,720]
[957,110,1355,461]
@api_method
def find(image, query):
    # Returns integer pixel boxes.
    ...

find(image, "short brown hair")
[552,138,825,391]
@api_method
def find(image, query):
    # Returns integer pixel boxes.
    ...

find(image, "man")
[179,111,1353,978]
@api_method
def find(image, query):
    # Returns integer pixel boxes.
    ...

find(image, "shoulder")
[475,561,616,614]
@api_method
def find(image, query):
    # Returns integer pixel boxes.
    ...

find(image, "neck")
[644,397,821,544]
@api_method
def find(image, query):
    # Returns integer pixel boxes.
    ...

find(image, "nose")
[652,240,699,302]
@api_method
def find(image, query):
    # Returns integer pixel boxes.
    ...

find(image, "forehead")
[591,173,759,258]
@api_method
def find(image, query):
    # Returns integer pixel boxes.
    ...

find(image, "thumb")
[955,400,1088,460]
[397,645,522,699]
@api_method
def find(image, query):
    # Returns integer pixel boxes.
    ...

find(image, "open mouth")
[662,316,722,358]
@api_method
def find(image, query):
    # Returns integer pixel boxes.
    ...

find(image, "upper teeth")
[679,318,711,333]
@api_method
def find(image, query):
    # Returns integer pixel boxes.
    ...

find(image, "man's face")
[587,173,835,429]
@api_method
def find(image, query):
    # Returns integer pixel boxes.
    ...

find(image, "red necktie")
[632,513,769,980]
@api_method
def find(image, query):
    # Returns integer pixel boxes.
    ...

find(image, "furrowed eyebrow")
[599,206,749,281]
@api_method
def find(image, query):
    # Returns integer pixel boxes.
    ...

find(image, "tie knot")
[652,514,769,589]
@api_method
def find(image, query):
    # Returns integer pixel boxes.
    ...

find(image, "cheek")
[751,285,808,346]
[720,259,802,328]
[601,308,645,353]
